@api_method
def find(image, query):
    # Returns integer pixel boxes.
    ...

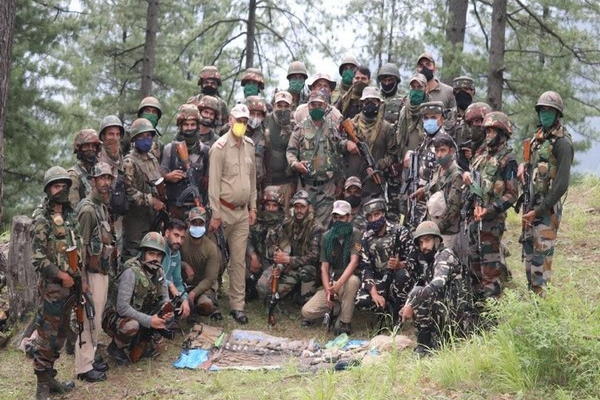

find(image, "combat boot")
[35,370,51,400]
[47,370,75,394]
[415,329,434,358]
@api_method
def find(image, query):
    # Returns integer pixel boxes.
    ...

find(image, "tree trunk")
[7,216,37,324]
[488,0,507,111]
[140,0,159,97]
[442,0,469,84]
[245,0,257,69]
[0,0,18,223]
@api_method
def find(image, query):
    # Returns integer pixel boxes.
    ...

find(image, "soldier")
[294,72,343,125]
[74,162,115,382]
[241,67,265,98]
[340,86,397,200]
[208,103,257,324]
[264,91,296,214]
[68,129,101,208]
[401,221,473,357]
[31,166,80,399]
[180,207,222,320]
[519,91,573,297]
[377,62,405,125]
[468,112,518,299]
[286,60,310,109]
[331,54,359,106]
[445,76,476,163]
[121,97,165,162]
[355,198,418,325]
[275,190,325,304]
[103,232,174,364]
[188,65,229,131]
[336,65,371,120]
[98,115,125,182]
[342,176,367,231]
[162,218,192,320]
[397,73,429,161]
[194,95,221,147]
[121,118,165,258]
[462,102,493,170]
[301,200,362,335]
[245,96,272,196]
[287,91,345,228]
[415,52,455,109]
[161,104,209,219]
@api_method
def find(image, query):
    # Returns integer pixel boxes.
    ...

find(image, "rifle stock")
[267,261,281,326]
[66,246,86,348]
[129,297,178,363]
[341,119,386,190]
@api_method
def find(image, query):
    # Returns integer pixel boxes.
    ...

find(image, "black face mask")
[362,102,380,119]
[50,188,70,204]
[380,81,398,95]
[202,86,218,96]
[455,91,473,111]
[274,109,291,126]
[420,66,434,81]
[199,117,214,127]
[345,194,362,208]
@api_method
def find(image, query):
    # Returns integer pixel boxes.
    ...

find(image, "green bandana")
[142,113,159,128]
[243,83,259,97]
[288,79,305,93]
[538,109,557,130]
[409,89,426,106]
[342,69,354,85]
[324,221,353,268]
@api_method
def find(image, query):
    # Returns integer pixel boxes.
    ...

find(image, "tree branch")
[471,0,489,52]
[174,19,247,63]
[210,32,246,65]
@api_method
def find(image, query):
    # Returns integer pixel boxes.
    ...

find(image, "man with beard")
[245,96,272,197]
[162,219,191,320]
[264,91,296,214]
[397,73,429,162]
[188,65,229,131]
[401,221,473,357]
[331,55,359,106]
[68,129,102,208]
[103,232,173,364]
[415,52,455,110]
[342,176,367,231]
[355,199,418,325]
[467,112,518,300]
[301,200,362,335]
[336,65,371,120]
[191,95,221,148]
[286,60,310,110]
[272,190,324,305]
[97,116,127,219]
[161,104,209,219]
[31,166,80,399]
[294,72,343,126]
[74,162,116,383]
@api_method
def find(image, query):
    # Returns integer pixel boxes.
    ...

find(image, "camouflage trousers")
[33,283,73,372]
[305,179,336,229]
[522,210,560,296]
[103,311,140,348]
[256,264,318,301]
[355,269,413,322]
[468,218,506,299]
[386,179,403,224]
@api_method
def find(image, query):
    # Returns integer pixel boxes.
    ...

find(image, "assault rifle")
[150,177,170,233]
[461,171,484,255]
[516,137,535,260]
[341,119,386,194]
[322,269,337,332]
[401,150,419,228]
[267,249,282,326]
[205,204,230,267]
[129,294,180,363]
[175,141,207,209]
[65,246,95,348]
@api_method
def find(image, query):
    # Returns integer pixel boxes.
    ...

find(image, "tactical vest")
[126,151,162,194]
[264,116,293,184]
[473,145,512,205]
[247,126,268,184]
[165,141,208,206]
[416,136,437,185]
[69,163,93,201]
[299,119,340,181]
[33,205,80,273]
[382,95,405,125]
[76,198,114,274]
[530,126,572,204]
[123,258,164,313]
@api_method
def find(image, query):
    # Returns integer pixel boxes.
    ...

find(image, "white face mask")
[189,226,206,238]
[248,117,263,129]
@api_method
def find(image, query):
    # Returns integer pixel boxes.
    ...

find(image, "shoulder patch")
[354,242,362,252]
[215,137,227,150]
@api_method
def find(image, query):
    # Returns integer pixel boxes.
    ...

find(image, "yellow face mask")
[232,122,247,137]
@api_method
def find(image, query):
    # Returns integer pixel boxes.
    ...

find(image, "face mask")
[420,66,434,81]
[142,113,159,128]
[199,117,214,127]
[381,81,397,95]
[345,194,362,208]
[455,91,473,110]
[352,80,368,96]
[366,216,386,233]
[243,83,259,97]
[409,89,426,106]
[182,129,198,138]
[538,109,557,130]
[423,118,440,135]
[50,188,70,204]
[274,109,291,125]
[436,153,452,167]
[260,210,283,224]
[362,102,380,119]
[248,117,263,129]
[332,220,353,231]
[486,131,505,149]
[189,226,206,239]
[288,79,305,93]
[202,86,218,96]
[134,137,153,153]
[341,69,354,85]
[318,88,331,103]
[470,125,483,141]
[232,122,247,137]
[309,107,326,121]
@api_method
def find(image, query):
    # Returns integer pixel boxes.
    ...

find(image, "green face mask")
[142,113,159,128]
[309,107,326,121]
[288,79,305,93]
[409,89,426,106]
[341,69,355,85]
[243,83,259,97]
[538,109,557,129]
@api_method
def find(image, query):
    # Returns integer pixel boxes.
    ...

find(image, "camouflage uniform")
[188,93,229,132]
[355,222,418,321]
[68,129,102,208]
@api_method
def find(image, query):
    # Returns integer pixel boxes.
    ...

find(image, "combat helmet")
[197,95,220,115]
[99,115,124,140]
[482,111,512,137]
[245,96,267,114]
[90,162,115,178]
[197,66,222,87]
[413,221,442,243]
[535,91,564,117]
[262,185,283,207]
[363,198,387,215]
[287,61,308,80]
[73,129,101,154]
[465,102,492,124]
[44,166,71,192]
[130,118,156,140]
[338,55,359,75]
[241,68,265,89]
[176,104,201,125]
[140,231,167,255]
[377,63,401,82]
[137,96,163,118]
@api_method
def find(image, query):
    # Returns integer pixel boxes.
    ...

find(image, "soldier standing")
[445,76,476,163]
[74,162,115,382]
[245,96,272,196]
[286,60,310,110]
[193,95,222,148]
[336,65,371,120]
[240,67,265,98]
[68,129,101,208]
[397,73,429,162]
[519,91,573,297]
[97,115,125,194]
[377,62,405,125]
[415,52,455,109]
[294,72,343,126]
[331,55,359,106]
[188,66,229,131]
[208,103,257,324]
[31,166,80,399]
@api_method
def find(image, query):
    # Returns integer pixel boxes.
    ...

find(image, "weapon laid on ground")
[401,150,420,227]
[267,249,282,326]
[322,270,337,332]
[65,246,95,348]
[341,119,386,194]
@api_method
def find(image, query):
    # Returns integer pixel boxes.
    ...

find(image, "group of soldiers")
[29,51,573,399]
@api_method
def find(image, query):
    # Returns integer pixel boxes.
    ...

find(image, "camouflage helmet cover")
[362,198,387,215]
[44,166,72,192]
[535,91,564,116]
[291,189,311,206]
[176,103,201,125]
[262,185,283,206]
[140,231,167,255]
[245,96,267,114]
[338,55,359,75]
[90,161,115,178]
[377,62,401,82]
[482,111,512,137]
[413,221,442,242]
[99,115,124,139]
[73,129,101,154]
[452,76,475,91]
[465,102,492,124]
[241,68,265,89]
[197,95,221,117]
[130,118,157,140]
[287,61,308,79]
[198,65,222,86]
[137,96,163,118]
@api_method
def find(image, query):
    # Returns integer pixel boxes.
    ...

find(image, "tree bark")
[245,0,257,69]
[0,0,18,223]
[442,0,469,84]
[7,216,37,325]
[488,0,507,111]
[140,0,159,98]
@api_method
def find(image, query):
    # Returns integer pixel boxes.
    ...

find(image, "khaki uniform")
[208,131,257,311]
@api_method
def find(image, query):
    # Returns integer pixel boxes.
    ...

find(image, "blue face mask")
[423,118,440,136]
[189,226,206,239]
[134,137,153,153]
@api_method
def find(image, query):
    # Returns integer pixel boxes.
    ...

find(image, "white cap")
[230,103,250,119]
[331,200,352,216]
